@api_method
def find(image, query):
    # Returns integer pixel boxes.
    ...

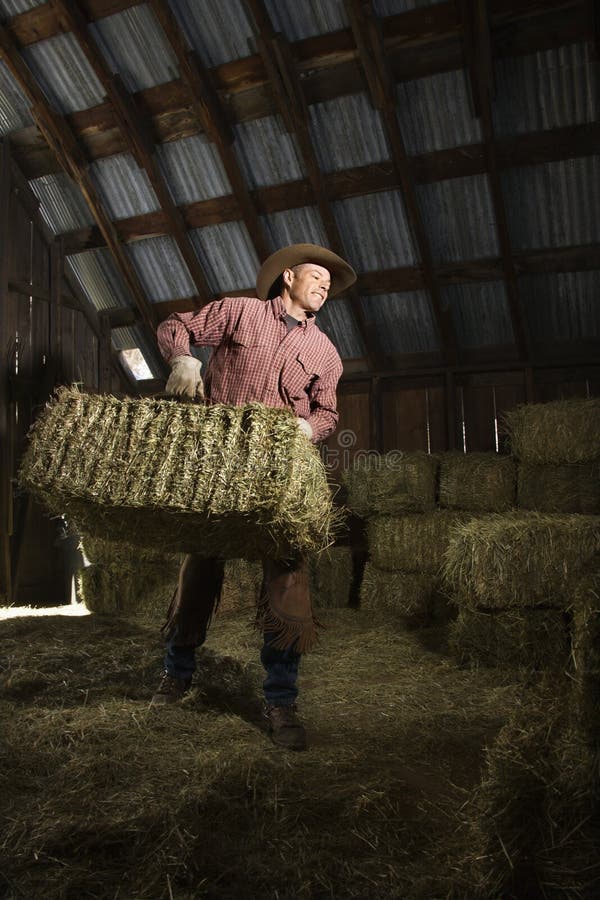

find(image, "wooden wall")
[0,142,106,607]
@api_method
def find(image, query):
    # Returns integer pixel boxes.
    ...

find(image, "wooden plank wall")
[334,366,600,463]
[0,144,101,607]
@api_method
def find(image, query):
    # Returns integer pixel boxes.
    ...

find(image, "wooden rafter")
[460,0,530,360]
[346,0,458,366]
[244,0,382,369]
[148,0,271,265]
[0,21,158,336]
[49,0,214,309]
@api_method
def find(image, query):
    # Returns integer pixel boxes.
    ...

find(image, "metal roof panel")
[22,32,106,114]
[127,235,196,302]
[190,221,261,293]
[333,191,418,269]
[317,299,366,359]
[261,206,329,253]
[156,134,232,203]
[520,270,600,342]
[308,92,389,173]
[112,324,164,378]
[234,114,306,188]
[29,172,95,234]
[167,0,255,67]
[90,153,160,220]
[66,248,132,312]
[416,174,499,262]
[361,291,440,354]
[0,59,33,134]
[263,0,348,40]
[440,281,515,348]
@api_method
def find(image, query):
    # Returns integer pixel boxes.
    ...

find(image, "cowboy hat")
[256,243,356,300]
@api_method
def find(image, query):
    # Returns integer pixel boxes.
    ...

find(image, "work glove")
[297,418,313,441]
[165,355,204,401]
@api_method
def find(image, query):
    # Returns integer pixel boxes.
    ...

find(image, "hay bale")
[368,511,473,574]
[503,398,600,465]
[77,536,180,621]
[309,546,353,609]
[19,387,338,560]
[359,562,440,619]
[449,606,569,670]
[439,452,516,512]
[219,559,263,616]
[517,462,600,514]
[570,570,600,750]
[443,512,600,608]
[341,451,438,517]
[460,698,598,898]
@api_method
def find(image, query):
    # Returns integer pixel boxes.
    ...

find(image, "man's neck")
[281,294,308,322]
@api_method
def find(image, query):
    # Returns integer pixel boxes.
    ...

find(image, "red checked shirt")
[156,295,343,442]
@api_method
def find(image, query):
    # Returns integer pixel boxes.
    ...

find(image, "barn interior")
[1,0,599,897]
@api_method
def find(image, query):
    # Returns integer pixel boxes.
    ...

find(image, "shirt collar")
[270,295,316,329]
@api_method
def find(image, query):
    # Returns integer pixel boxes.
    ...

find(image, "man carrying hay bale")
[151,244,356,751]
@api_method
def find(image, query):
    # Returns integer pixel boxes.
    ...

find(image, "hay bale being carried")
[449,606,569,670]
[368,511,472,574]
[443,512,600,608]
[517,462,600,514]
[503,397,600,465]
[309,546,353,609]
[359,562,441,619]
[341,451,438,517]
[19,387,339,560]
[439,452,516,512]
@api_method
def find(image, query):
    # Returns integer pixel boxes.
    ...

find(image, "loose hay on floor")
[517,461,600,514]
[0,608,527,900]
[438,452,516,512]
[449,606,570,670]
[19,387,339,560]
[359,562,442,619]
[341,451,438,516]
[443,512,600,607]
[503,397,600,465]
[368,511,473,574]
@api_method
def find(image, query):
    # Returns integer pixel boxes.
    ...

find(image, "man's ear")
[282,267,294,289]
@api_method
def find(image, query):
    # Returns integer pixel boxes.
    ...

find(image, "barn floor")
[0,606,527,899]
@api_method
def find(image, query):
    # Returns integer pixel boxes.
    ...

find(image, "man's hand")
[297,418,313,441]
[165,355,204,401]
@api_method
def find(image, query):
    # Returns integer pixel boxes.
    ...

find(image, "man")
[151,243,356,751]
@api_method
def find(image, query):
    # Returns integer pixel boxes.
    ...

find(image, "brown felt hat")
[256,243,356,300]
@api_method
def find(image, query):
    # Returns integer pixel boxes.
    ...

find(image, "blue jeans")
[164,629,301,706]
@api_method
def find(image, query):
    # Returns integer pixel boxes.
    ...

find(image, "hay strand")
[341,451,438,516]
[438,452,516,512]
[503,398,600,465]
[368,511,473,574]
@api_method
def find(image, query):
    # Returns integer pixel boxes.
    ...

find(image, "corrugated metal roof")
[493,43,597,136]
[261,206,328,253]
[111,324,163,379]
[90,153,160,220]
[316,299,366,359]
[0,59,33,134]
[308,92,389,173]
[440,281,515,348]
[263,0,348,40]
[157,134,232,204]
[22,33,106,114]
[89,5,179,93]
[397,69,482,156]
[332,191,418,269]
[519,270,600,342]
[0,0,43,14]
[29,172,95,234]
[416,175,499,262]
[234,115,306,189]
[167,0,255,67]
[361,291,440,354]
[66,249,132,312]
[127,235,196,302]
[189,221,260,293]
[502,156,600,251]
[373,0,440,13]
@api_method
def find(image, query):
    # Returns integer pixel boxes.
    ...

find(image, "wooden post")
[0,140,12,603]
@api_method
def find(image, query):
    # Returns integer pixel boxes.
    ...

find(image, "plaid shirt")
[156,295,343,442]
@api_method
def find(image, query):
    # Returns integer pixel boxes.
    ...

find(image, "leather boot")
[263,703,307,751]
[150,672,191,706]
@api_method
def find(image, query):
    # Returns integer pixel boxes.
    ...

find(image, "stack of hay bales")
[505,398,600,515]
[78,535,181,624]
[19,387,340,562]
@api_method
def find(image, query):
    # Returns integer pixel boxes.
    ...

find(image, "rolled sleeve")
[156,298,238,364]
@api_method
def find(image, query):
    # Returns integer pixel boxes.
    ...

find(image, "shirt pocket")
[285,351,320,400]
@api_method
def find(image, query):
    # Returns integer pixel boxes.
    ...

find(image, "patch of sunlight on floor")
[0,577,91,620]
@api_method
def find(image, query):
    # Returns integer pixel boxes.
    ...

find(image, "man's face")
[283,263,331,313]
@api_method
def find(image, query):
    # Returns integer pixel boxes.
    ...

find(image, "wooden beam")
[148,0,271,264]
[49,0,213,309]
[347,0,458,365]
[0,21,158,335]
[0,140,13,603]
[460,0,530,360]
